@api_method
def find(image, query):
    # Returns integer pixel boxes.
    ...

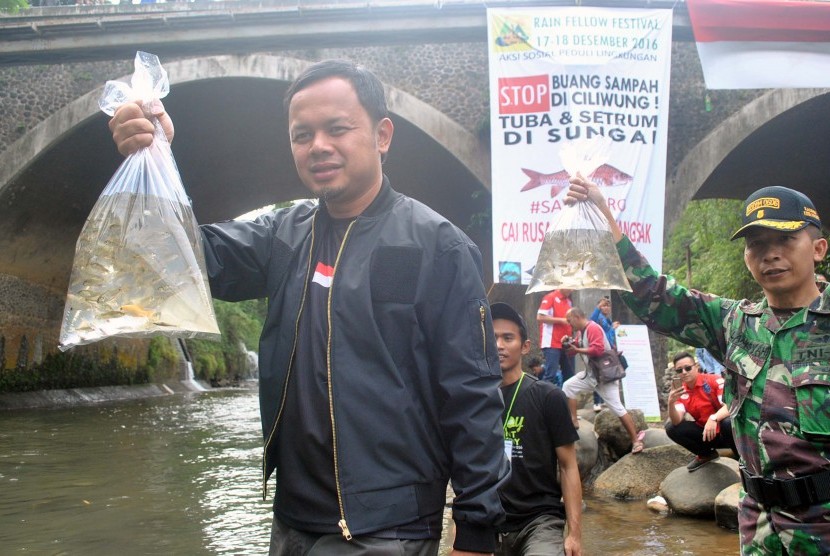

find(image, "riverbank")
[0,380,217,410]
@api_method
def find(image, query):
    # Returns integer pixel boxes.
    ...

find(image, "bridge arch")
[0,53,491,293]
[149,54,490,190]
[668,88,830,233]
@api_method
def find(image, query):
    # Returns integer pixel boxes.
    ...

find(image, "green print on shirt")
[504,416,525,445]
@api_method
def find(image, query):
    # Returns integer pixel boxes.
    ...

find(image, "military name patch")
[793,345,830,364]
[746,197,780,216]
[730,335,769,357]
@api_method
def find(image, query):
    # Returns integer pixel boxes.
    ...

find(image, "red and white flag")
[688,0,830,89]
[312,262,334,288]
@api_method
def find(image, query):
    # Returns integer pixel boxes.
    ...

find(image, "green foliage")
[145,336,179,382]
[0,296,266,393]
[466,190,492,233]
[194,349,225,381]
[0,351,148,393]
[0,0,28,14]
[664,198,762,302]
[186,298,266,382]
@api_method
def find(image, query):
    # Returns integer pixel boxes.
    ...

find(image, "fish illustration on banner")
[520,164,633,197]
[525,138,633,293]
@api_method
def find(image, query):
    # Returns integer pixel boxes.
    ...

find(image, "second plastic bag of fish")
[59,52,220,350]
[526,139,632,294]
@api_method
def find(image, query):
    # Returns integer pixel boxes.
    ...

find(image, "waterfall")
[239,341,259,380]
[178,338,206,392]
[182,360,207,392]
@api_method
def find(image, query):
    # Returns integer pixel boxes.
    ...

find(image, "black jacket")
[200,179,508,551]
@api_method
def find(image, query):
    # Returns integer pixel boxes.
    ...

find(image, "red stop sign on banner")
[498,75,550,114]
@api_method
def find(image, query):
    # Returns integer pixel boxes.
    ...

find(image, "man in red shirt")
[667,351,736,472]
[536,289,574,386]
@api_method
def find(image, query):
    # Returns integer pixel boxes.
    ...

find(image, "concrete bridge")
[1,0,829,366]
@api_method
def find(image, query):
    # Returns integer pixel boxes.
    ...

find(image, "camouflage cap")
[730,186,822,241]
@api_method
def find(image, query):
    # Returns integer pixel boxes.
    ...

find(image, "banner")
[688,0,830,89]
[616,324,661,422]
[487,7,673,285]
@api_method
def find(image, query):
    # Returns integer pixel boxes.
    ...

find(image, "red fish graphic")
[589,164,633,188]
[520,169,571,198]
[520,164,633,197]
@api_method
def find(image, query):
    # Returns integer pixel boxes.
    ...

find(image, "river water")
[0,389,738,555]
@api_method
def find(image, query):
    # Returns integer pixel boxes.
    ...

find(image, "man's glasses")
[674,365,695,374]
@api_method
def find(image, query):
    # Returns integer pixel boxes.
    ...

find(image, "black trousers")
[666,418,737,457]
[269,517,440,556]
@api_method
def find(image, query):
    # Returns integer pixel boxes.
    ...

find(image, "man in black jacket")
[110,59,509,555]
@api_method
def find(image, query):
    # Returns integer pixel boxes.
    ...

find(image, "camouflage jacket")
[616,236,830,479]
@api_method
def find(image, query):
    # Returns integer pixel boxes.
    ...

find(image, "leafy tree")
[0,0,29,14]
[664,198,762,301]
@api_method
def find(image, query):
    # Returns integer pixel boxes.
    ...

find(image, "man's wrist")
[708,414,718,422]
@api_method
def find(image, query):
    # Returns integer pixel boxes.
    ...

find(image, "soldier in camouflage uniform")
[568,179,829,555]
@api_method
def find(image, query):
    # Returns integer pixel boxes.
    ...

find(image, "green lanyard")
[503,372,525,436]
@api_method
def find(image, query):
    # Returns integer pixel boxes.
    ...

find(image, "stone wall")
[0,60,131,152]
[0,272,151,372]
[0,273,64,366]
[665,42,765,184]
[0,40,767,375]
[0,42,764,169]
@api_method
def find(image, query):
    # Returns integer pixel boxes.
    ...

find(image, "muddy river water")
[0,389,737,555]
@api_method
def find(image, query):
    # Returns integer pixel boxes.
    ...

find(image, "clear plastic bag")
[59,52,220,351]
[526,139,632,293]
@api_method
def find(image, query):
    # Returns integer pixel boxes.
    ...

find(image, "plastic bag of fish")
[526,139,631,293]
[59,52,220,350]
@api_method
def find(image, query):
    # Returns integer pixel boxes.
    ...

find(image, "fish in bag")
[526,139,632,293]
[59,52,220,350]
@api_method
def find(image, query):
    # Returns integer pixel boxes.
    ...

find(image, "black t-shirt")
[273,216,350,532]
[499,373,579,532]
[272,216,440,538]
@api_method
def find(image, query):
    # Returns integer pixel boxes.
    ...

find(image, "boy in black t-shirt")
[491,303,583,556]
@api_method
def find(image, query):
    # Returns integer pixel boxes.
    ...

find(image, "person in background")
[695,347,725,376]
[526,356,544,378]
[562,307,644,454]
[667,351,736,471]
[536,289,574,387]
[569,177,830,555]
[589,295,619,411]
[492,302,582,556]
[109,59,509,556]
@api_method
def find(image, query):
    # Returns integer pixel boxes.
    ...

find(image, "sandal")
[631,430,646,454]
